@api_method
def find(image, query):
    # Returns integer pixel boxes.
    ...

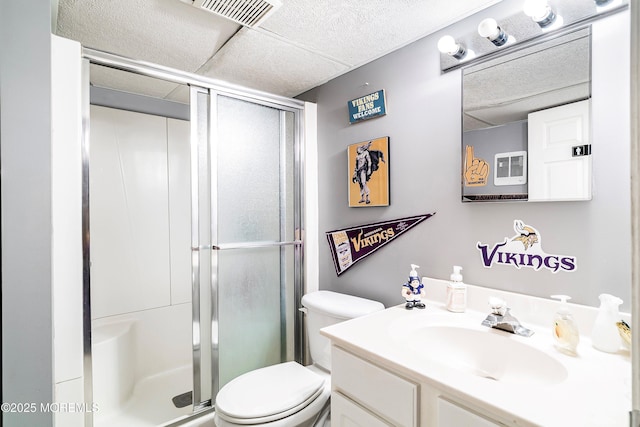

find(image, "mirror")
[461,28,591,202]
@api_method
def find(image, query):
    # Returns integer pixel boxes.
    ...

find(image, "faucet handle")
[488,297,507,316]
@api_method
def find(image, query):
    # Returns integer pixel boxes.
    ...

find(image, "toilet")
[213,291,385,427]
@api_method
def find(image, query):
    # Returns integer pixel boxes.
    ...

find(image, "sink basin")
[409,326,567,386]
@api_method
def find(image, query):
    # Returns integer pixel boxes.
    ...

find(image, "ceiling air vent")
[194,0,282,28]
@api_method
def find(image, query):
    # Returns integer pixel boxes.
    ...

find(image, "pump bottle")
[550,295,579,354]
[591,294,623,353]
[446,265,466,312]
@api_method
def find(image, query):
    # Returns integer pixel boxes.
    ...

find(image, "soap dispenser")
[446,265,466,312]
[591,293,623,353]
[550,295,579,354]
[401,264,426,309]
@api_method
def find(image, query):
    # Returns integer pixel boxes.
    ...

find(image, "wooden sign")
[348,90,387,124]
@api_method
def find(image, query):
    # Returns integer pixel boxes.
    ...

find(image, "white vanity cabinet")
[323,282,632,427]
[330,345,505,427]
[331,346,418,427]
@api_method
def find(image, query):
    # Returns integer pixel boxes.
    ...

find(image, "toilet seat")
[215,362,326,425]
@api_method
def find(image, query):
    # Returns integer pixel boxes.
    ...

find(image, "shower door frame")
[81,48,307,426]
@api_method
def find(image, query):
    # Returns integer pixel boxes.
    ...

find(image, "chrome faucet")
[481,297,534,337]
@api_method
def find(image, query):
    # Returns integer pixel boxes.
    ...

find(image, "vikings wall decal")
[476,219,577,273]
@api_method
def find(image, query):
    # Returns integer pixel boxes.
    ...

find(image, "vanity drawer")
[332,391,393,427]
[332,346,418,427]
[437,398,502,427]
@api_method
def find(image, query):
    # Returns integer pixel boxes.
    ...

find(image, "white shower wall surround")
[90,106,191,318]
[90,105,195,426]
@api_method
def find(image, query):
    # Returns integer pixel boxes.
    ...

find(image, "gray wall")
[299,7,632,311]
[1,1,55,426]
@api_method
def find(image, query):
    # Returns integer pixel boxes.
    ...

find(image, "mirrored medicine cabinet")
[461,27,592,203]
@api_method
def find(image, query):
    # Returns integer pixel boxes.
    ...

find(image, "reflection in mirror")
[461,27,591,202]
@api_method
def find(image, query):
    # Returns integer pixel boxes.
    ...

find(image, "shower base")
[94,364,193,427]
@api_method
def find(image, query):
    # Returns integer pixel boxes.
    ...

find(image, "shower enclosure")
[82,51,309,426]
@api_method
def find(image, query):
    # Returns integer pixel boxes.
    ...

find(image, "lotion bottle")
[446,265,466,312]
[550,295,579,354]
[591,293,623,353]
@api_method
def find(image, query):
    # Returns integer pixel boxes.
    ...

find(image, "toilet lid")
[215,362,326,423]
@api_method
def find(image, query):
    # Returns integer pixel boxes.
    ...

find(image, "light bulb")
[437,35,466,60]
[523,0,557,28]
[523,0,548,19]
[478,18,500,39]
[478,18,509,46]
[437,36,458,54]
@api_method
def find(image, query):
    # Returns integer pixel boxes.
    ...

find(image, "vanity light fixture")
[437,35,467,60]
[523,0,559,29]
[477,18,511,47]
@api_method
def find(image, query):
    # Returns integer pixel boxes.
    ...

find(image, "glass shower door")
[190,89,302,407]
[215,95,299,391]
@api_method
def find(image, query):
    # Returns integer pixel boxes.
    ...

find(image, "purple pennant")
[326,213,436,276]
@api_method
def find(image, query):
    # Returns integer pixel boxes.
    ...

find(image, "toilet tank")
[301,291,384,371]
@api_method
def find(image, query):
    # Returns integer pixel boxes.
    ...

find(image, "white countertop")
[321,278,632,427]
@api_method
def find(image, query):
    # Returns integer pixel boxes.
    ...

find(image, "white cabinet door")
[332,346,418,427]
[528,99,591,201]
[332,392,393,427]
[437,398,502,427]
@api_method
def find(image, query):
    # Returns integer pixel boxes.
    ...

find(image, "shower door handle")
[206,240,303,250]
[191,244,221,251]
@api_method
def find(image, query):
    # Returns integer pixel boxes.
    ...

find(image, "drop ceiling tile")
[260,0,502,67]
[198,28,349,97]
[56,0,239,73]
[55,0,505,100]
